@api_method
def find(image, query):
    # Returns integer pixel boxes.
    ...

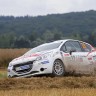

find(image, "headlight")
[36,55,47,61]
[36,52,51,61]
[36,56,43,61]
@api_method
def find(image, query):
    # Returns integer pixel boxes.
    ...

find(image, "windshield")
[24,42,62,55]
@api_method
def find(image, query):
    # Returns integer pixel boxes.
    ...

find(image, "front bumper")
[8,60,52,78]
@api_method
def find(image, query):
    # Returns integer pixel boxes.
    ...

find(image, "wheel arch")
[54,58,63,64]
[52,58,66,76]
[53,58,66,72]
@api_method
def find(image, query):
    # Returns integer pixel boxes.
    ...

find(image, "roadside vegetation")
[0,69,7,78]
[0,49,29,68]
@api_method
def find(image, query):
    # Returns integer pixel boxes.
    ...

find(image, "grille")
[13,61,33,74]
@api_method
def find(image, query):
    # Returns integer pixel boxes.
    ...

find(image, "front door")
[61,40,83,73]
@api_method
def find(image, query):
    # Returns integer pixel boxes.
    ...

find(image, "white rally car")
[8,39,96,78]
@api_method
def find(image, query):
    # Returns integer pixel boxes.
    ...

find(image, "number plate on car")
[20,65,30,70]
[16,65,30,71]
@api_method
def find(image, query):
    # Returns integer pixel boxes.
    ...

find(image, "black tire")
[52,60,65,77]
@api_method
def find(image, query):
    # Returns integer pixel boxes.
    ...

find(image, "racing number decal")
[63,53,83,63]
[71,55,83,62]
[71,56,75,61]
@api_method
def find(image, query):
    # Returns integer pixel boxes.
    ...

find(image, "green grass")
[0,69,7,78]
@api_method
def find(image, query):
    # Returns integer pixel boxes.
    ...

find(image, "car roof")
[40,39,70,45]
[40,39,86,47]
[53,39,91,46]
[51,39,80,43]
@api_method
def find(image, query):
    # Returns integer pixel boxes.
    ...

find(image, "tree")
[42,30,54,42]
[13,36,31,48]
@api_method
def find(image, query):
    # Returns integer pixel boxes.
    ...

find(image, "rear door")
[70,41,94,74]
[61,40,93,74]
[78,42,94,74]
[60,40,83,73]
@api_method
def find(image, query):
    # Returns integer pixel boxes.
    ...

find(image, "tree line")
[0,10,96,48]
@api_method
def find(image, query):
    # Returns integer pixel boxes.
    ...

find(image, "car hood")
[9,49,57,66]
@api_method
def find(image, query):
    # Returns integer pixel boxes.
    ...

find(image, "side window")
[64,41,74,52]
[62,41,82,52]
[80,42,91,52]
[70,41,82,52]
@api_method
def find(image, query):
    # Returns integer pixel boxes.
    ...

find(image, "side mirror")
[69,49,76,55]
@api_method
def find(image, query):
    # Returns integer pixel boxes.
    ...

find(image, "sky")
[0,0,96,16]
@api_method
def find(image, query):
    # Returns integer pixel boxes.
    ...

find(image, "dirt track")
[0,76,96,90]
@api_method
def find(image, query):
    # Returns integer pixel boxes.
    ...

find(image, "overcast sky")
[0,0,96,16]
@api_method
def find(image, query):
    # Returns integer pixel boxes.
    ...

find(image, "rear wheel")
[52,60,65,77]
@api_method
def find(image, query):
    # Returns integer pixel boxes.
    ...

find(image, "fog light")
[40,68,44,71]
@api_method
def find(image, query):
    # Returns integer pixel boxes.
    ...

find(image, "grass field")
[0,76,96,96]
[0,69,7,78]
[0,88,96,96]
[0,49,96,96]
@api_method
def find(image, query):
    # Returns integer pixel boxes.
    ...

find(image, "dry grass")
[0,77,96,90]
[0,88,96,96]
[0,76,96,96]
[0,49,29,68]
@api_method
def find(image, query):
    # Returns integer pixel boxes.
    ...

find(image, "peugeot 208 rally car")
[8,39,96,78]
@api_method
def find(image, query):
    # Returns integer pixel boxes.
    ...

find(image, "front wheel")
[52,60,65,77]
